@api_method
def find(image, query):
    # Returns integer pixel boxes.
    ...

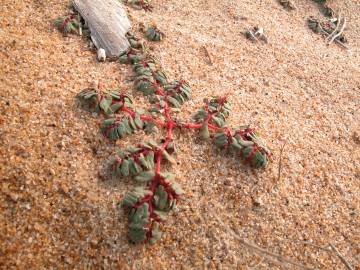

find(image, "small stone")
[49,168,56,176]
[97,48,106,62]
[59,183,69,194]
[353,131,360,144]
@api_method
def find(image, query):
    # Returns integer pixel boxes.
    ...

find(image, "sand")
[0,0,359,269]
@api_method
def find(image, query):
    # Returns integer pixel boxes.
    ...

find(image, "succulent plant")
[145,26,164,41]
[77,31,271,244]
[54,14,80,35]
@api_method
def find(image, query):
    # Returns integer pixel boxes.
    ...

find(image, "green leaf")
[134,114,144,129]
[138,154,150,169]
[155,70,168,85]
[122,118,133,134]
[148,140,159,148]
[122,187,152,208]
[116,123,126,138]
[174,94,185,105]
[146,151,155,169]
[242,147,267,168]
[199,123,210,139]
[161,173,183,195]
[154,185,168,210]
[120,159,130,177]
[162,150,176,164]
[108,91,120,99]
[214,133,228,147]
[144,122,156,134]
[134,171,155,183]
[127,146,141,153]
[109,127,119,140]
[110,103,122,113]
[129,116,137,130]
[154,210,168,221]
[128,158,142,175]
[103,118,115,126]
[237,138,254,147]
[129,228,147,243]
[170,181,184,196]
[167,96,181,108]
[252,151,267,168]
[99,98,113,115]
[149,222,162,244]
[230,139,243,151]
[212,116,225,127]
[129,203,150,228]
[160,172,175,181]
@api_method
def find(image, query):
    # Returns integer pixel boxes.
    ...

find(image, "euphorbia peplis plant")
[77,33,271,244]
[54,14,81,35]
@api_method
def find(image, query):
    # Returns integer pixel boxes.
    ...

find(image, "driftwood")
[73,0,131,58]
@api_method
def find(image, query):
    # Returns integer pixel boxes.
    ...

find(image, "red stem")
[59,15,74,32]
[140,115,167,127]
[120,106,136,117]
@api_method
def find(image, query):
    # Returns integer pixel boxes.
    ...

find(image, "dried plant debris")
[123,0,153,11]
[312,0,334,17]
[245,26,268,43]
[278,0,296,11]
[145,25,164,41]
[200,45,213,65]
[308,16,348,49]
[77,32,271,244]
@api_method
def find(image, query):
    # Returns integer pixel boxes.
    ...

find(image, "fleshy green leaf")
[134,171,155,183]
[200,123,210,139]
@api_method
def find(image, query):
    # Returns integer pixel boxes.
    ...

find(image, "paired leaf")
[128,203,150,243]
[199,123,210,139]
[145,26,164,41]
[123,187,153,208]
[54,15,80,35]
[102,115,145,141]
[135,171,156,183]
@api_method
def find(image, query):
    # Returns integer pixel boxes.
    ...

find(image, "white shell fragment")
[97,48,106,62]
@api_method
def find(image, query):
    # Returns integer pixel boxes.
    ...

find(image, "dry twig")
[326,13,342,42]
[281,238,332,253]
[280,239,354,270]
[318,24,350,50]
[329,244,354,270]
[328,17,347,45]
[201,45,213,65]
[214,215,317,270]
[277,141,287,183]
[247,258,265,269]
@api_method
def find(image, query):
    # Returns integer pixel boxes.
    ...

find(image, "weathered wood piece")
[73,0,131,58]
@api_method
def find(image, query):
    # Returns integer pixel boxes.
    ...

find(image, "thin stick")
[247,258,265,270]
[326,13,341,42]
[328,17,347,45]
[318,25,350,50]
[202,45,213,65]
[245,29,258,42]
[329,244,354,270]
[77,13,83,36]
[214,215,317,270]
[281,238,332,253]
[277,141,287,183]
